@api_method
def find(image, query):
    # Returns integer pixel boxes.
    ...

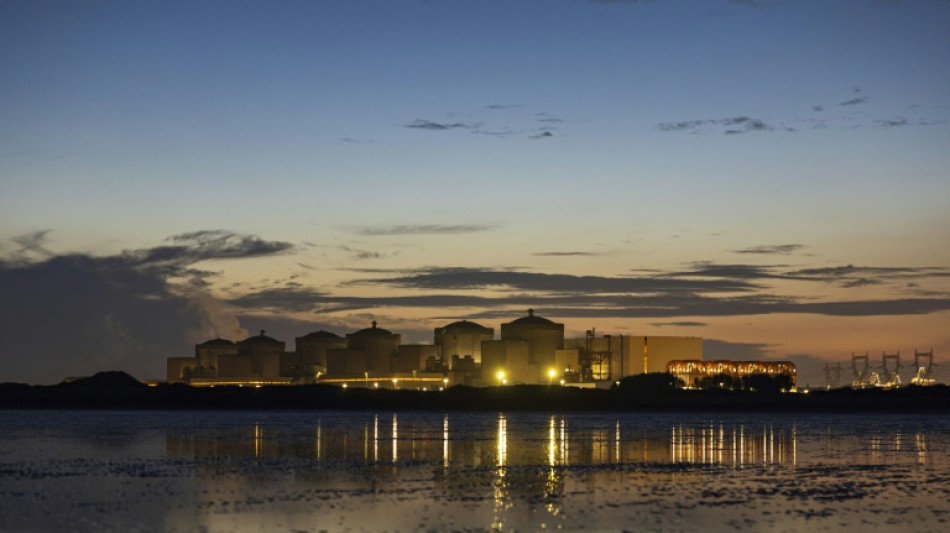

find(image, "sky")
[2,0,949,385]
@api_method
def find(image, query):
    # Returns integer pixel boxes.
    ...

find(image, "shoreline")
[3,372,949,413]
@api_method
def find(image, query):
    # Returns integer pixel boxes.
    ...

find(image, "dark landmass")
[2,371,950,412]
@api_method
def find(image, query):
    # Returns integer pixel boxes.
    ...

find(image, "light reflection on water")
[0,410,948,532]
[160,413,937,470]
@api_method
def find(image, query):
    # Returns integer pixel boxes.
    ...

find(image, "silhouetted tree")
[740,373,794,394]
[697,373,740,391]
[618,372,682,395]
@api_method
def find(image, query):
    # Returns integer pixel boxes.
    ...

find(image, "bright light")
[559,379,565,386]
[374,382,379,388]
[342,383,348,389]
[496,370,506,381]
[548,368,557,379]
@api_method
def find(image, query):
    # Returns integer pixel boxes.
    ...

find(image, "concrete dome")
[350,321,394,336]
[439,320,492,332]
[299,330,342,340]
[507,309,560,329]
[238,330,282,345]
[197,338,236,347]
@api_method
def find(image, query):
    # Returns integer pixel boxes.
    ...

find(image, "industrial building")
[667,360,797,390]
[168,309,703,388]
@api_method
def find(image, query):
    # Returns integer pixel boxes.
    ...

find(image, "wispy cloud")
[874,118,909,128]
[123,230,294,279]
[533,251,599,257]
[650,321,708,327]
[733,244,804,255]
[657,116,776,135]
[347,266,764,293]
[405,119,472,130]
[338,245,383,261]
[840,97,868,106]
[224,262,950,320]
[348,224,499,236]
[10,229,55,258]
[666,262,789,280]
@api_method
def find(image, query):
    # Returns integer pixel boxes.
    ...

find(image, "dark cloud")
[787,264,948,280]
[530,131,554,139]
[840,278,880,288]
[533,252,599,257]
[228,277,950,321]
[405,119,471,130]
[457,297,950,319]
[657,116,775,134]
[650,321,708,328]
[348,224,498,236]
[0,230,291,384]
[347,266,763,293]
[840,97,867,106]
[126,230,293,277]
[666,262,788,280]
[733,244,804,255]
[874,118,908,128]
[339,245,383,261]
[10,229,54,258]
[228,287,328,313]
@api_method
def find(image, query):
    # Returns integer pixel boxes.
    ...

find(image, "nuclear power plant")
[167,309,706,388]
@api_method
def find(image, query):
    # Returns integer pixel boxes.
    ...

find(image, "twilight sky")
[2,0,949,385]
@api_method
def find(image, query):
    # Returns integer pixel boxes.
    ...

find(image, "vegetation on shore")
[1,371,948,412]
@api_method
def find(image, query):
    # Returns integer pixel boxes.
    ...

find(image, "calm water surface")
[0,410,948,532]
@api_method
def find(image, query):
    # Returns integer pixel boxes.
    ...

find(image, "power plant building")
[435,320,494,367]
[292,330,346,379]
[167,310,704,388]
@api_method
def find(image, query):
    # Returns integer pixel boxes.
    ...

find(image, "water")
[0,410,948,532]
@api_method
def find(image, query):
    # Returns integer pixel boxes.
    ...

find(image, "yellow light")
[496,370,506,381]
[342,383,348,389]
[547,368,557,379]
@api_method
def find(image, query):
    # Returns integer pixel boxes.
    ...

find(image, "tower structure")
[881,351,901,388]
[852,352,870,388]
[911,348,936,385]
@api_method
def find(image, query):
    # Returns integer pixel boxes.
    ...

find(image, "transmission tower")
[881,351,901,388]
[911,348,936,385]
[852,352,870,388]
[824,362,842,389]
